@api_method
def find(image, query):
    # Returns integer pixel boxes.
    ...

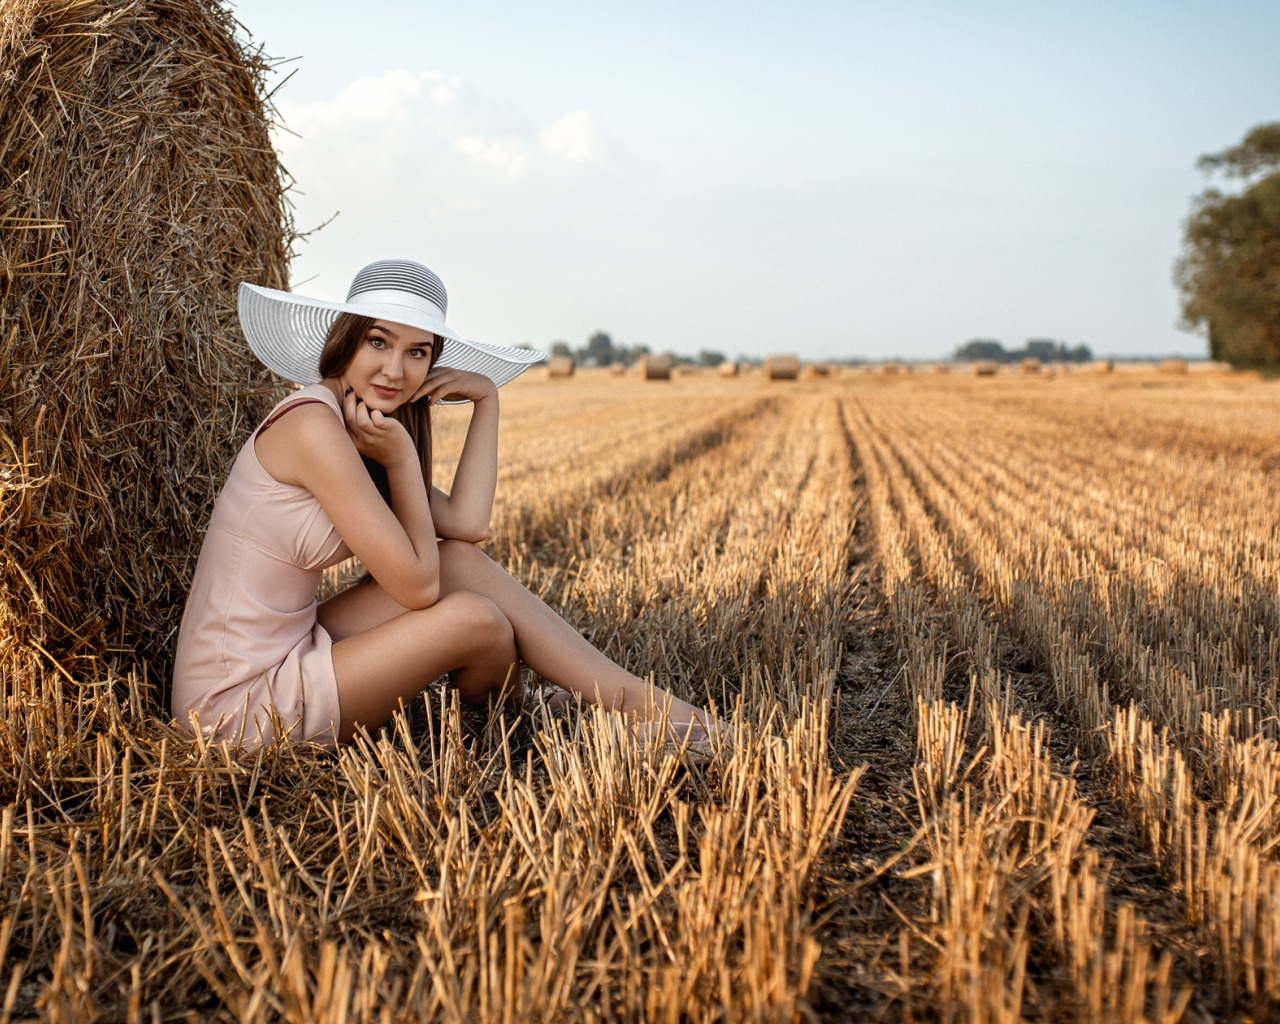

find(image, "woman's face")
[341,319,437,413]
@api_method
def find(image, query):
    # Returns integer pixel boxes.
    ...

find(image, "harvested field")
[3,367,1280,1020]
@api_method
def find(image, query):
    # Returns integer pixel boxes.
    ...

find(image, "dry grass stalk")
[1107,705,1280,1001]
[844,370,1280,1018]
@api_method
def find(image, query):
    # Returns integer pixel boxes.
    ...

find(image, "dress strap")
[255,398,332,438]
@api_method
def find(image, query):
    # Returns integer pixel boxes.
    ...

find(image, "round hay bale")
[764,354,799,380]
[639,354,672,380]
[1158,358,1188,374]
[716,361,739,377]
[545,355,575,378]
[0,0,292,680]
[807,362,833,377]
[879,362,903,375]
[1021,357,1042,373]
[932,363,952,374]
[609,362,628,376]
[1093,359,1114,373]
[972,360,1000,377]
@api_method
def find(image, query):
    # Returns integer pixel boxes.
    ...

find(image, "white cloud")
[429,81,458,105]
[269,69,635,307]
[280,70,441,133]
[455,135,528,175]
[539,110,604,162]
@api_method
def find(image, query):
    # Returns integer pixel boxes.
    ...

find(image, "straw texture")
[0,0,292,686]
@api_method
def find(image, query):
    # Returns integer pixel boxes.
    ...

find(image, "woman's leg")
[322,541,709,726]
[323,589,519,742]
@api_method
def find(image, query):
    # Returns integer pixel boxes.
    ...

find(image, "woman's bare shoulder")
[254,398,354,488]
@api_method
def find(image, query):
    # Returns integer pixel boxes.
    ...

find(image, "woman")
[172,258,719,748]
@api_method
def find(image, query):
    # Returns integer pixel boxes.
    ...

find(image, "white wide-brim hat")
[238,258,545,401]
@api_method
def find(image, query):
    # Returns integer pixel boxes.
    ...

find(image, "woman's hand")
[342,387,416,468]
[411,367,498,407]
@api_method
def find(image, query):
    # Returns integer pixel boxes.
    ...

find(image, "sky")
[227,0,1280,362]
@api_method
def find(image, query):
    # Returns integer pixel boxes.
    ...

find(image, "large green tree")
[1176,122,1280,369]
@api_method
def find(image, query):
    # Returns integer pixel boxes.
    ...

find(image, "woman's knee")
[434,590,514,650]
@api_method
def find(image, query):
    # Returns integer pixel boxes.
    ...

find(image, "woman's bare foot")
[530,683,576,716]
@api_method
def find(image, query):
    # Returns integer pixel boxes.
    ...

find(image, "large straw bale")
[972,360,999,377]
[639,354,672,380]
[545,355,575,377]
[1021,357,1042,373]
[1158,358,1188,375]
[764,354,799,380]
[717,361,739,377]
[0,0,292,683]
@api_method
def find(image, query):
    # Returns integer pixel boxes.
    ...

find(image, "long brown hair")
[318,313,443,506]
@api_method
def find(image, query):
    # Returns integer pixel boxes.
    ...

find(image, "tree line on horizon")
[546,331,740,369]
[953,338,1094,364]
[1177,122,1280,371]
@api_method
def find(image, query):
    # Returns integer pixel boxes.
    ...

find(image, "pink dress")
[172,383,351,747]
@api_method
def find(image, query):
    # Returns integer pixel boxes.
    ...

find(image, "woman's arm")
[255,397,441,608]
[414,368,500,543]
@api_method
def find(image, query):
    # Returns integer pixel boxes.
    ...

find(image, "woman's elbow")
[395,576,440,610]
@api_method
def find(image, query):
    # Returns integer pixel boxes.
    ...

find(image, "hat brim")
[238,282,545,402]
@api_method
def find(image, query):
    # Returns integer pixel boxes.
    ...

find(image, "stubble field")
[2,365,1279,1021]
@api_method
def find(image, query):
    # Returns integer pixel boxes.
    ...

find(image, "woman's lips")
[371,385,400,399]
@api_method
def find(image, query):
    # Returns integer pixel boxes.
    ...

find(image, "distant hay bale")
[0,0,292,680]
[1021,357,1042,373]
[717,361,739,377]
[932,363,952,374]
[879,362,903,375]
[639,354,672,380]
[1093,360,1115,373]
[545,355,575,378]
[609,362,628,376]
[1158,358,1188,375]
[807,362,833,377]
[764,354,799,380]
[972,360,999,377]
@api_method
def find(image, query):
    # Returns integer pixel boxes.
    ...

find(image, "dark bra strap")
[255,398,330,438]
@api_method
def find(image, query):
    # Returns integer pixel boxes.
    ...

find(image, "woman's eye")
[409,349,427,359]
[368,336,386,349]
